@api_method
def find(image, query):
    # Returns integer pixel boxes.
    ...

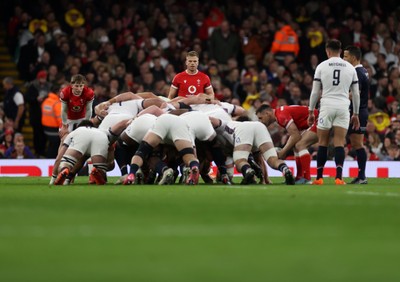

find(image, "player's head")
[185,51,199,73]
[70,74,86,96]
[77,119,94,128]
[343,45,361,65]
[256,104,275,126]
[325,39,341,57]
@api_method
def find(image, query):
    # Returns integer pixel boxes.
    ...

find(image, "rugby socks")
[155,160,168,175]
[316,146,328,179]
[334,146,345,179]
[356,148,367,179]
[129,163,140,175]
[210,146,227,175]
[120,165,128,176]
[298,150,311,180]
[277,163,289,173]
[241,164,251,176]
[189,160,200,169]
[295,153,302,179]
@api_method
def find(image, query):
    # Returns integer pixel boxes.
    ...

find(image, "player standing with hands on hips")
[308,39,360,185]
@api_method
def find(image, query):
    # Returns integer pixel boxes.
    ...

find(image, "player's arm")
[168,86,178,100]
[142,97,165,109]
[308,79,321,126]
[137,105,165,117]
[85,100,93,119]
[59,102,70,138]
[278,122,301,159]
[135,92,158,99]
[108,92,137,104]
[350,78,360,130]
[204,86,215,99]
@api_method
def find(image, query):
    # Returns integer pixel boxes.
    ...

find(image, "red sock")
[300,153,311,180]
[295,156,302,180]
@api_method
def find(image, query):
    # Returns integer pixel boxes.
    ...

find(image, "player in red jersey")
[256,104,319,184]
[59,74,94,139]
[49,74,95,185]
[168,51,214,100]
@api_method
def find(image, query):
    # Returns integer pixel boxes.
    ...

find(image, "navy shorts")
[348,108,368,134]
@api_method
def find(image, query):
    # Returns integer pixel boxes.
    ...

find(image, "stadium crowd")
[1,0,400,184]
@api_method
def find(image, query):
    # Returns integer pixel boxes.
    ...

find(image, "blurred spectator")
[269,17,299,63]
[25,70,52,157]
[209,20,240,71]
[367,132,384,158]
[381,144,400,161]
[368,112,391,137]
[0,129,14,158]
[197,7,225,41]
[41,88,62,158]
[4,137,35,159]
[2,77,25,132]
[363,41,380,66]
[17,30,47,81]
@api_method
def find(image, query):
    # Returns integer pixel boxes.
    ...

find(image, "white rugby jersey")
[107,99,144,117]
[309,57,360,112]
[191,103,233,121]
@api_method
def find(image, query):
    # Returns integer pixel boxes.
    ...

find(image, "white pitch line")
[346,191,400,197]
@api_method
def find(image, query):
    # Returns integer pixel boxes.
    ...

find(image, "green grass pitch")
[0,177,400,282]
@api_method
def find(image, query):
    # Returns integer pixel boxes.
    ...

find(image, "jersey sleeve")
[203,73,212,89]
[171,73,180,89]
[85,87,95,102]
[275,108,293,129]
[59,87,69,103]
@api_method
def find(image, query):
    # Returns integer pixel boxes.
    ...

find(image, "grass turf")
[0,177,399,282]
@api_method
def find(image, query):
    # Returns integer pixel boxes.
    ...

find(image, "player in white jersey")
[123,114,200,185]
[53,119,128,185]
[308,39,360,185]
[210,118,295,185]
[114,114,158,184]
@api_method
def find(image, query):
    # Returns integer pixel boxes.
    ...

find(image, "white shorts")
[234,121,273,148]
[125,114,157,143]
[150,114,192,144]
[317,107,350,130]
[68,128,109,157]
[98,113,133,130]
[181,111,216,141]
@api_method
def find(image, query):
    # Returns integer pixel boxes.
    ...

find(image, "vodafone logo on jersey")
[188,85,197,94]
[0,160,399,178]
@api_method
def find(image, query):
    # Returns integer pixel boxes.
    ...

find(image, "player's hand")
[307,112,315,127]
[351,114,360,130]
[95,102,110,117]
[59,127,69,139]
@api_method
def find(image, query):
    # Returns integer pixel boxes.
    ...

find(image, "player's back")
[316,57,357,109]
[108,99,143,117]
[275,105,317,130]
[355,65,369,110]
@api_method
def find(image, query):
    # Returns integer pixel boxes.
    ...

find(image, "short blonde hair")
[186,51,199,58]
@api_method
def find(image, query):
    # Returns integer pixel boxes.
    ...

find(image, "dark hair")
[236,115,251,122]
[77,119,94,128]
[255,104,273,114]
[345,45,362,60]
[325,39,341,52]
